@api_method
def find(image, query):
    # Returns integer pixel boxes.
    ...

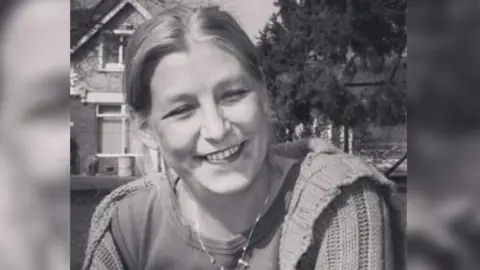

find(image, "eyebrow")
[213,75,249,92]
[162,92,196,105]
[160,75,251,106]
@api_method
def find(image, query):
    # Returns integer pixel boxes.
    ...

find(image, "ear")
[134,129,159,150]
[130,113,159,150]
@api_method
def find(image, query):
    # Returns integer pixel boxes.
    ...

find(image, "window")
[98,117,123,154]
[96,104,140,156]
[97,104,122,115]
[98,29,133,72]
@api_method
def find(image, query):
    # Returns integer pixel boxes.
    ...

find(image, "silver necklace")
[195,193,271,270]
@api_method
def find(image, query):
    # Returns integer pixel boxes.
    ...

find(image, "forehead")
[149,41,252,100]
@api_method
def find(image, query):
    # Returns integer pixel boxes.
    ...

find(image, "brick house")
[70,0,168,176]
[70,0,278,176]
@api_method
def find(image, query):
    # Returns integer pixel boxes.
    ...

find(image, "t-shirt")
[110,162,300,270]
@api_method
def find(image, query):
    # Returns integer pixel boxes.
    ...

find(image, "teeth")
[205,145,241,161]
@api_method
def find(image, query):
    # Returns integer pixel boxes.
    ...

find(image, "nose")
[200,105,231,142]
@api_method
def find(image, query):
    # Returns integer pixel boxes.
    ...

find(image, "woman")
[83,5,404,270]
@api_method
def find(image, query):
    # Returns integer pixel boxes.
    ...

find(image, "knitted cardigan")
[82,138,405,270]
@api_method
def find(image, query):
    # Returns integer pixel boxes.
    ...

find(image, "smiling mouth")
[200,141,246,163]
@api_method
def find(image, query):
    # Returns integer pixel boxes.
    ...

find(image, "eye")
[221,89,250,104]
[162,104,196,119]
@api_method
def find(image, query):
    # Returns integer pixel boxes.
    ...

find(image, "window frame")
[95,103,139,157]
[97,29,134,73]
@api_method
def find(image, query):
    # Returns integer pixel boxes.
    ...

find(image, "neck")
[177,155,279,240]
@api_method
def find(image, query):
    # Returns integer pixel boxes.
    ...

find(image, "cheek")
[226,94,269,134]
[154,121,198,161]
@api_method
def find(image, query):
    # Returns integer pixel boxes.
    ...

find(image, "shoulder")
[273,138,393,189]
[83,173,170,269]
[85,173,169,254]
[297,151,395,191]
[285,151,396,224]
[113,185,162,223]
[109,185,165,268]
[95,172,168,211]
[295,151,402,240]
[90,173,163,226]
[278,151,401,268]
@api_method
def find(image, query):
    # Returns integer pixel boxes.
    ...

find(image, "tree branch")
[344,81,386,87]
[385,152,407,177]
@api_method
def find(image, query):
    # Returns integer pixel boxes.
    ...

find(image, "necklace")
[195,193,271,270]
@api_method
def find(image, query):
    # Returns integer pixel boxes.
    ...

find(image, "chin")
[202,173,254,195]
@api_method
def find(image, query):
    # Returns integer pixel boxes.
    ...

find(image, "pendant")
[237,258,250,269]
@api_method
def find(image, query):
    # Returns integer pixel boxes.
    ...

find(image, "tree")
[257,0,406,145]
[71,136,79,175]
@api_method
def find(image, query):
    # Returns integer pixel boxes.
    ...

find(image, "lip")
[198,141,247,164]
[198,141,247,156]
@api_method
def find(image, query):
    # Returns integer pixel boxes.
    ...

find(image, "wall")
[70,98,124,175]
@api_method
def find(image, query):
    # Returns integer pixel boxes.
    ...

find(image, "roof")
[71,0,118,47]
[71,0,153,54]
[71,0,102,10]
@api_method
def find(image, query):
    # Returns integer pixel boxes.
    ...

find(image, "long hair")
[123,5,273,176]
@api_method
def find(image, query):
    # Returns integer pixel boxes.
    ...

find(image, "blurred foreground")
[409,0,480,269]
[0,1,69,269]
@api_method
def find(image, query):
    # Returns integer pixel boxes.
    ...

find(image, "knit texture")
[82,138,404,270]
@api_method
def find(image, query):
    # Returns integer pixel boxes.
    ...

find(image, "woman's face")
[147,41,270,195]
